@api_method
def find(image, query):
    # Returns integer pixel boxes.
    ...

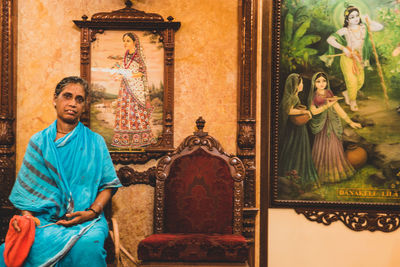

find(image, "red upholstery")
[164,148,234,234]
[137,233,248,262]
[137,128,248,264]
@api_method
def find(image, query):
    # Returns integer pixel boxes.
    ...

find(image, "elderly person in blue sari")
[0,76,121,266]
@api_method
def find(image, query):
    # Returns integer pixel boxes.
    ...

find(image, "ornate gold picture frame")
[262,0,400,236]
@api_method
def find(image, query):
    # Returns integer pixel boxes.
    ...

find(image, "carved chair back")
[154,117,245,235]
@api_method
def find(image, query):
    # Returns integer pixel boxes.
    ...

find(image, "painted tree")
[281,9,321,73]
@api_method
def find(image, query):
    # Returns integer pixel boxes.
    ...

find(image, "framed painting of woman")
[74,2,180,164]
[264,0,400,213]
[91,31,163,150]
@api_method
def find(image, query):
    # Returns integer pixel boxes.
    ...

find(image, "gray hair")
[54,76,89,98]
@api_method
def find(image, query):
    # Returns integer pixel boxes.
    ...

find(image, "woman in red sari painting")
[111,32,154,148]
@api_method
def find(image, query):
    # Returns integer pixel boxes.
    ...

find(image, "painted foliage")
[277,0,400,204]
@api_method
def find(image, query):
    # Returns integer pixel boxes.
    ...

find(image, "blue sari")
[0,121,121,267]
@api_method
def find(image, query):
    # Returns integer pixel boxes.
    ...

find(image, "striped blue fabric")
[0,121,121,267]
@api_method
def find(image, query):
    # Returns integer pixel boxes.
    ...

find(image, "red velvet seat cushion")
[137,233,248,262]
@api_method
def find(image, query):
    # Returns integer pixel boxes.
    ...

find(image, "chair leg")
[109,217,140,267]
[119,243,140,266]
[109,218,121,267]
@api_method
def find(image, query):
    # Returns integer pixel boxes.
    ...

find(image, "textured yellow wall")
[17,0,121,166]
[17,1,239,265]
[134,0,238,153]
[16,0,238,169]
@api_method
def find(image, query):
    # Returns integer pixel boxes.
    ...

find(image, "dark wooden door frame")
[0,0,18,243]
[238,0,259,266]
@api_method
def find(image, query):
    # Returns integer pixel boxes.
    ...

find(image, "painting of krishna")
[271,0,400,208]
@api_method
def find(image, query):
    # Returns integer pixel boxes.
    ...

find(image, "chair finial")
[125,0,133,8]
[195,117,207,136]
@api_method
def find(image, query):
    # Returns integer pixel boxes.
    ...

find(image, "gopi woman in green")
[279,73,319,190]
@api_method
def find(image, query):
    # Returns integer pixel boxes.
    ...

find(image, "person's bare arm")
[333,102,362,129]
[310,99,338,115]
[327,28,351,57]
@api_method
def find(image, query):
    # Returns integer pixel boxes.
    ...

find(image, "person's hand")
[12,218,21,232]
[302,110,312,118]
[131,72,143,79]
[112,72,122,81]
[326,98,338,107]
[56,211,96,227]
[342,47,352,57]
[110,65,122,81]
[11,215,40,232]
[350,121,362,129]
[362,14,370,23]
[145,96,152,109]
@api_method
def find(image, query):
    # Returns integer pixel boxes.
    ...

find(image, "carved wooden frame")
[154,118,246,235]
[260,1,400,256]
[73,1,180,165]
[238,1,258,266]
[0,0,17,243]
[117,165,156,187]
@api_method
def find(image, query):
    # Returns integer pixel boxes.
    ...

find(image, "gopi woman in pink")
[308,72,361,183]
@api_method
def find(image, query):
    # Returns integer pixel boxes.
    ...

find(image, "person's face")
[123,35,136,51]
[315,76,327,90]
[348,11,360,26]
[297,79,304,92]
[54,83,86,124]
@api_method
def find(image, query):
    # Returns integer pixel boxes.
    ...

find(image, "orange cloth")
[3,215,36,267]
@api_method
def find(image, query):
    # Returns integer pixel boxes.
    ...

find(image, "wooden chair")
[137,117,249,266]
